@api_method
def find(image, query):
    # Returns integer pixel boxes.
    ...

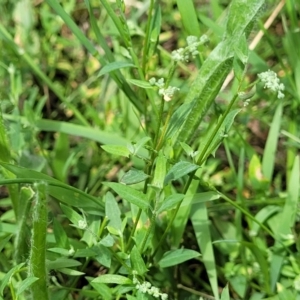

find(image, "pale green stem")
[142,0,155,73]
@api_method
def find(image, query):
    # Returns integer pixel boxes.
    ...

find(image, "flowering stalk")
[142,0,155,73]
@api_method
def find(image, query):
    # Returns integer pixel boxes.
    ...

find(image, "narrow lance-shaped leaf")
[197,109,241,161]
[220,285,230,300]
[164,161,199,185]
[167,0,264,157]
[98,62,136,77]
[157,194,185,214]
[103,182,150,210]
[105,192,122,233]
[120,169,149,185]
[158,248,201,268]
[92,274,132,285]
[0,162,104,211]
[151,152,167,190]
[101,145,130,157]
[130,246,148,276]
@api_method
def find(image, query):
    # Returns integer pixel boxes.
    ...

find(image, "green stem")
[126,41,179,256]
[152,88,242,257]
[140,211,156,253]
[155,100,177,151]
[139,192,161,252]
[153,98,165,146]
[100,0,130,48]
[125,207,143,253]
[152,174,194,258]
[196,93,239,165]
[153,62,177,149]
[28,182,49,300]
[14,187,34,263]
[98,216,109,238]
[142,0,155,73]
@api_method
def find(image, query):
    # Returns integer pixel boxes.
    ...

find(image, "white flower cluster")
[258,70,285,99]
[149,77,179,102]
[133,274,168,299]
[171,35,208,62]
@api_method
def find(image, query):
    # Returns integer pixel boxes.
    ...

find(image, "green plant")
[0,0,299,299]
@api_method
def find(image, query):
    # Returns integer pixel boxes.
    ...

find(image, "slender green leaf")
[151,152,167,189]
[90,282,112,300]
[60,204,84,228]
[53,218,70,249]
[104,182,149,210]
[157,194,185,213]
[16,277,39,296]
[164,161,199,185]
[92,274,132,285]
[120,169,149,185]
[262,103,283,182]
[220,285,230,300]
[101,145,130,157]
[248,154,269,191]
[59,268,85,276]
[47,248,71,256]
[100,234,115,247]
[130,246,148,276]
[158,248,201,268]
[0,162,104,210]
[95,244,112,268]
[277,156,300,236]
[198,13,224,37]
[250,206,280,237]
[47,258,82,270]
[105,192,122,233]
[98,61,136,77]
[52,133,69,182]
[0,234,12,252]
[197,109,241,161]
[176,0,200,36]
[191,201,219,300]
[0,263,25,296]
[127,79,153,89]
[225,0,264,39]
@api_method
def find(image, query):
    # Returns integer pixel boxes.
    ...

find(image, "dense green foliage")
[0,0,300,299]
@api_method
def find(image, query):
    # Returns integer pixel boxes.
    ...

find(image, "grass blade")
[262,103,283,182]
[191,201,219,300]
[176,0,201,36]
